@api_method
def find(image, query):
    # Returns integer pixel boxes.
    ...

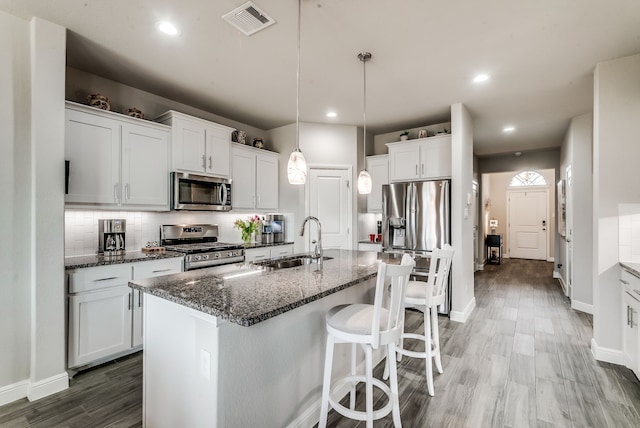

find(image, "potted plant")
[399,130,410,141]
[234,215,262,246]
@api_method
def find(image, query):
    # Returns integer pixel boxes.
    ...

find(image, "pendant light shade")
[357,52,372,195]
[358,170,372,194]
[288,148,307,184]
[287,0,307,185]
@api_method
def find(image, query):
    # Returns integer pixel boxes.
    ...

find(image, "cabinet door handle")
[93,276,118,282]
[631,307,635,328]
[202,154,206,170]
[254,255,266,260]
[620,279,630,285]
[422,164,425,175]
[152,268,172,273]
[128,292,132,311]
[114,184,119,203]
[415,165,418,175]
[138,290,142,307]
[125,183,130,201]
[628,305,632,326]
[208,156,212,169]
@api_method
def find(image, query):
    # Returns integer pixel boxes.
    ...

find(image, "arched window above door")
[509,170,547,187]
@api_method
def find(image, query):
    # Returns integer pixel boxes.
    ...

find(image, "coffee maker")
[98,219,126,255]
[262,214,285,244]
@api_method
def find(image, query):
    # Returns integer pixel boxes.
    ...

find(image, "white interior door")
[308,168,351,250]
[508,190,548,260]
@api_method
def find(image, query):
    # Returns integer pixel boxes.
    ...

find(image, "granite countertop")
[620,262,640,277]
[65,251,184,270]
[128,249,402,327]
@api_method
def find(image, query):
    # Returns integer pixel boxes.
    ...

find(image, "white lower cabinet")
[622,269,640,378]
[245,244,294,263]
[67,257,182,369]
[69,285,133,368]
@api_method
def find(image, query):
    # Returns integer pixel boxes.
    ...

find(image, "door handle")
[422,164,425,175]
[208,156,212,169]
[128,292,132,311]
[628,305,632,326]
[202,154,206,170]
[138,290,142,307]
[114,183,119,203]
[415,165,418,175]
[125,183,130,201]
[620,279,630,285]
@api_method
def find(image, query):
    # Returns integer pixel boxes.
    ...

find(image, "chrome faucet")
[300,216,323,265]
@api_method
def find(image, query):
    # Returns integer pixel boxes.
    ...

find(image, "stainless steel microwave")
[171,172,232,211]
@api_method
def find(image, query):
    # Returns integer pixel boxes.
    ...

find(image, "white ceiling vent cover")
[222,1,276,36]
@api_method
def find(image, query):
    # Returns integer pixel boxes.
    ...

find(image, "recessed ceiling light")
[157,21,180,36]
[503,126,516,133]
[326,111,337,118]
[473,73,490,83]
[515,151,522,157]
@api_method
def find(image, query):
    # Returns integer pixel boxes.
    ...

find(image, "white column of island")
[129,249,391,428]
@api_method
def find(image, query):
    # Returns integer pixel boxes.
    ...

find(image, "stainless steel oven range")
[161,224,244,271]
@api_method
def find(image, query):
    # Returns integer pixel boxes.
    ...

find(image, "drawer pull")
[93,276,119,282]
[620,279,630,285]
[128,293,132,311]
[138,290,142,307]
[152,269,172,273]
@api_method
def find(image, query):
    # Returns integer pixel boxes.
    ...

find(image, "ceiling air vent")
[222,1,276,36]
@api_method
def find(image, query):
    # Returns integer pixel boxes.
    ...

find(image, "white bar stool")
[318,254,414,428]
[395,245,454,396]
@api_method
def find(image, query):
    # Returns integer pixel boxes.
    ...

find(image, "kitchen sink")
[257,255,333,270]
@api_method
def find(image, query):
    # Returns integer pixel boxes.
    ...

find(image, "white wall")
[592,53,640,363]
[267,122,360,254]
[0,10,32,403]
[0,13,69,405]
[559,113,593,312]
[66,68,270,151]
[64,210,269,256]
[450,103,476,322]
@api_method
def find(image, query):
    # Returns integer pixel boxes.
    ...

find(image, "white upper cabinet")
[65,102,170,210]
[231,143,279,211]
[387,134,451,182]
[121,123,170,206]
[156,111,233,178]
[366,155,389,213]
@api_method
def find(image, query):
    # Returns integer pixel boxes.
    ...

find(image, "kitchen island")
[129,249,389,428]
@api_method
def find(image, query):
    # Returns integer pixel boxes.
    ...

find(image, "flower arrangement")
[234,215,262,245]
[400,130,410,140]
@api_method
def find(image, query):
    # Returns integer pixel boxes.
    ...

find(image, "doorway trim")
[506,187,550,261]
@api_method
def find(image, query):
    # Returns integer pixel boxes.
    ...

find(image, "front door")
[508,190,548,260]
[308,168,351,249]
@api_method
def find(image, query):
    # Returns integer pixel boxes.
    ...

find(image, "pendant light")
[357,52,372,194]
[287,0,307,185]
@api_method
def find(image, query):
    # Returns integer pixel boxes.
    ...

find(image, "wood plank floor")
[1,259,639,427]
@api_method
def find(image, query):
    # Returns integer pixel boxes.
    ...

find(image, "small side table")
[485,234,503,265]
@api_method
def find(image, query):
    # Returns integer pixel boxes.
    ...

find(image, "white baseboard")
[553,271,561,279]
[591,338,625,365]
[572,300,593,315]
[547,256,554,262]
[27,372,69,402]
[450,297,476,323]
[476,263,484,271]
[556,274,567,295]
[286,350,385,428]
[0,380,28,406]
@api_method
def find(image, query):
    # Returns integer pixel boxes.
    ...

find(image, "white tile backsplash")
[64,209,294,256]
[619,204,640,263]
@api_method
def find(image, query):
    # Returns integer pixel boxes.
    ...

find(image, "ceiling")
[2,0,639,156]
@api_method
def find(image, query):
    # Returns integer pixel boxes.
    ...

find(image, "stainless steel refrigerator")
[382,179,451,313]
